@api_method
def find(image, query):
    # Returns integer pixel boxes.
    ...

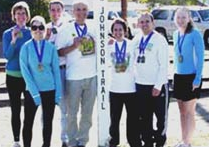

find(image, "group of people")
[2,0,204,147]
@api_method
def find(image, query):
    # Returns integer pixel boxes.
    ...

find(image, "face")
[73,3,88,23]
[112,23,125,41]
[31,21,45,40]
[14,8,28,25]
[138,14,154,35]
[175,9,190,29]
[49,3,63,22]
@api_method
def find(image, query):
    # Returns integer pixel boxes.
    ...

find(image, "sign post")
[94,0,110,146]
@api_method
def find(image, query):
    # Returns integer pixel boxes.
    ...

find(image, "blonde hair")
[11,1,31,23]
[174,7,194,33]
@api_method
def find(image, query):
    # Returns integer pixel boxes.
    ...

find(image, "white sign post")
[94,0,110,146]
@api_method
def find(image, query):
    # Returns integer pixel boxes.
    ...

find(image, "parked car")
[151,5,209,47]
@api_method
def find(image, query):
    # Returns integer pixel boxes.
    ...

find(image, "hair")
[139,11,154,22]
[111,18,128,34]
[30,15,46,27]
[11,1,31,23]
[72,0,89,9]
[49,0,64,9]
[174,7,194,33]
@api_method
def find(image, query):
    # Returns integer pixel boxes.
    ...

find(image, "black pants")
[136,84,169,147]
[6,74,26,142]
[109,92,141,147]
[23,90,55,147]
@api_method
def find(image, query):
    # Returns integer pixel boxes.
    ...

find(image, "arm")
[20,44,41,106]
[193,30,204,86]
[154,36,169,91]
[58,42,77,56]
[2,30,17,60]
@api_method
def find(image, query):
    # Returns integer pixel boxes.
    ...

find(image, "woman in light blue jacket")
[173,8,204,147]
[20,15,61,147]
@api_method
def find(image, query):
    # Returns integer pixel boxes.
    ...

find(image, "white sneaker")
[174,142,184,147]
[174,142,192,147]
[13,142,20,147]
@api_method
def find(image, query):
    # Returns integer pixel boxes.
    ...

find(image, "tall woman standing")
[173,7,204,147]
[2,2,31,147]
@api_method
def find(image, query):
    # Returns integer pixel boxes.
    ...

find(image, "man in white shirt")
[133,12,169,147]
[55,0,96,147]
[46,1,69,146]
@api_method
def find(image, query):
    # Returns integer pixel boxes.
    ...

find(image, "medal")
[137,56,145,63]
[138,31,154,64]
[141,56,145,63]
[38,63,43,71]
[74,22,87,37]
[178,55,183,63]
[51,27,57,34]
[177,32,186,63]
[115,40,127,64]
[33,39,45,72]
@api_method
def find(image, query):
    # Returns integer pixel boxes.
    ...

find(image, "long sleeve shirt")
[2,26,31,77]
[173,29,204,85]
[20,39,62,102]
[133,31,169,90]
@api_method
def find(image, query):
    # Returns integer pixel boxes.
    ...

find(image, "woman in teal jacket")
[20,15,61,147]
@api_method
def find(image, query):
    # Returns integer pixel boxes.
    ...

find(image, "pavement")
[0,48,209,147]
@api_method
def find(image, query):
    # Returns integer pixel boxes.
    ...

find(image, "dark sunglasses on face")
[31,25,45,31]
[140,20,151,24]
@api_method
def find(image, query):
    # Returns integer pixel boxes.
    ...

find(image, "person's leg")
[109,92,124,146]
[125,93,142,147]
[136,84,154,147]
[22,91,38,147]
[6,75,25,142]
[77,76,97,146]
[59,68,68,144]
[66,79,82,147]
[154,84,170,147]
[41,90,55,147]
[177,99,196,145]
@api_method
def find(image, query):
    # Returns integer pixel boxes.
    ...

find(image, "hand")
[33,97,41,106]
[108,38,115,45]
[55,96,61,105]
[152,88,161,97]
[73,37,81,49]
[11,28,20,43]
[45,28,52,40]
[193,84,199,91]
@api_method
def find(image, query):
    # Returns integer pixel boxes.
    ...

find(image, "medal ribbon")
[32,39,45,64]
[115,40,127,64]
[178,32,186,55]
[139,31,154,55]
[74,22,87,37]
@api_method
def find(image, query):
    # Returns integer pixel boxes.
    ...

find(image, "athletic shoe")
[13,142,21,147]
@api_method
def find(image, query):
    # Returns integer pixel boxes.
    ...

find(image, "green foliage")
[108,0,202,7]
[0,0,50,21]
[28,0,50,22]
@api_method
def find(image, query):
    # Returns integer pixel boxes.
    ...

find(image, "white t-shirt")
[133,30,169,90]
[56,21,97,80]
[108,38,136,93]
[46,20,67,66]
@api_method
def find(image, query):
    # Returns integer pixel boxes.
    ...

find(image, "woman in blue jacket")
[20,15,61,147]
[173,8,204,147]
[2,2,31,147]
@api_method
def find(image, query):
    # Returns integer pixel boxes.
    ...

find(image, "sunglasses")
[31,25,45,31]
[139,20,151,24]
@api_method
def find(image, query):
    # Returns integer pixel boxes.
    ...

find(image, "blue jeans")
[66,76,97,146]
[59,67,68,143]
